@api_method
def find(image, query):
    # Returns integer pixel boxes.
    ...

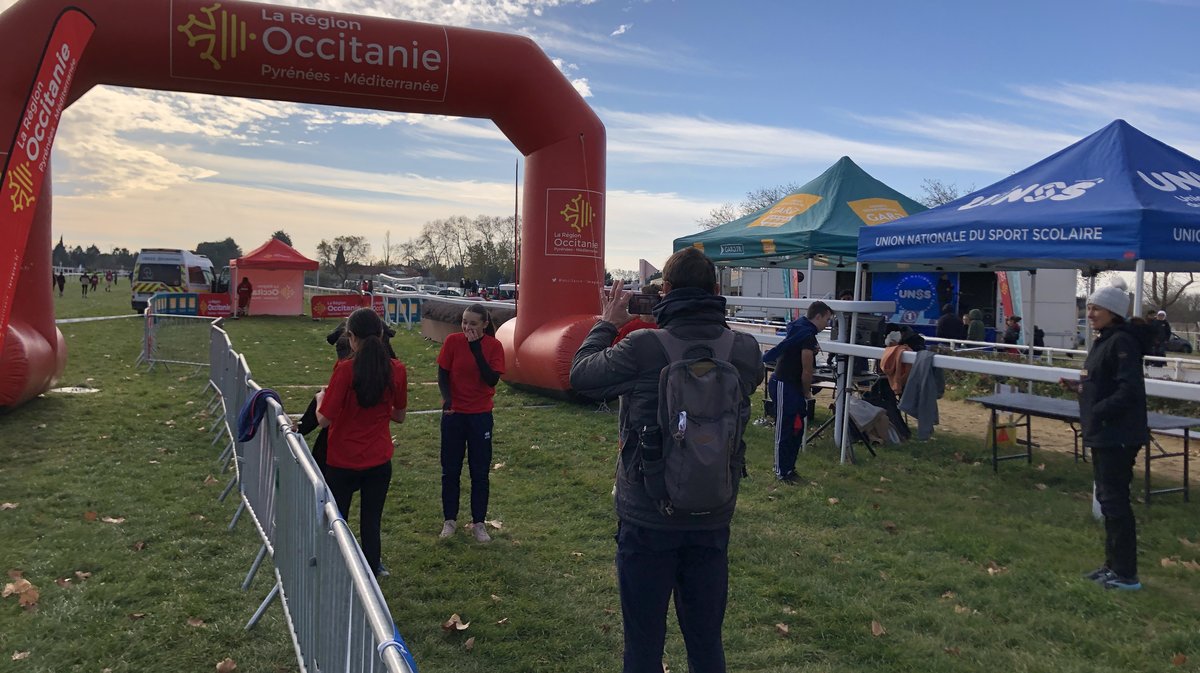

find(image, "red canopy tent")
[230,239,319,316]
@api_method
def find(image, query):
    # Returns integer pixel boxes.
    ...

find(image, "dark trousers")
[1092,444,1140,578]
[325,461,392,572]
[616,522,730,673]
[440,412,493,523]
[771,377,805,479]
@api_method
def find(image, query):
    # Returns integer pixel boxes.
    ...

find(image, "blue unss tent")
[856,120,1200,273]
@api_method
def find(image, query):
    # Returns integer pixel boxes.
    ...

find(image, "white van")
[131,248,215,313]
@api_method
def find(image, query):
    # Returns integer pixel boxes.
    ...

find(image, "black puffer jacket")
[1079,324,1149,448]
[570,288,764,530]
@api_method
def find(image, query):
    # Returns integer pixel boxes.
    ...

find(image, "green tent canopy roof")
[674,156,927,267]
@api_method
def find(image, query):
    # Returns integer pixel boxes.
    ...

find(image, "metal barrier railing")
[137,299,215,370]
[205,322,418,673]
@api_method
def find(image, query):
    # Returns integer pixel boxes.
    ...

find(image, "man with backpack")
[571,247,762,673]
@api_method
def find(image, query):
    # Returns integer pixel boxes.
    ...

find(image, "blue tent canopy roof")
[856,120,1200,272]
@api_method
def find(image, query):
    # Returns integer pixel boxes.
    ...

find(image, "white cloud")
[571,78,593,98]
[611,23,631,36]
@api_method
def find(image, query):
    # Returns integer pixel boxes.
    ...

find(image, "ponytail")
[466,303,495,336]
[347,308,392,407]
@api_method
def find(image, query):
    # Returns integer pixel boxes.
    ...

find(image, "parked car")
[1165,332,1194,354]
[419,284,441,295]
[394,284,419,293]
[435,288,463,297]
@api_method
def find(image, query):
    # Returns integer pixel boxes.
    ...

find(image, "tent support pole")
[806,257,814,298]
[1133,259,1146,317]
[838,262,863,464]
[1027,270,1037,393]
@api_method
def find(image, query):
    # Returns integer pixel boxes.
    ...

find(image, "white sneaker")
[471,522,492,543]
[439,520,457,539]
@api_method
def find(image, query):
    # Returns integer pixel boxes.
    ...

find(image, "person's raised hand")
[464,325,483,342]
[600,278,633,327]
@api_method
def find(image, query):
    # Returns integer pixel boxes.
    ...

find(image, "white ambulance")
[131,248,215,313]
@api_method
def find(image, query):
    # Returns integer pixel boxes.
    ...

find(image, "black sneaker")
[1101,575,1142,591]
[1083,566,1113,583]
[778,473,801,485]
[374,563,390,579]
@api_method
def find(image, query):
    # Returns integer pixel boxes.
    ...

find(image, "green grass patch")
[2,288,1198,672]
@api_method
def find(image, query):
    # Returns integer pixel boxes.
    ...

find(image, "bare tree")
[694,182,802,229]
[918,178,975,208]
[1144,272,1196,312]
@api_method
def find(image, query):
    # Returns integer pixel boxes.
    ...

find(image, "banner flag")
[0,8,96,348]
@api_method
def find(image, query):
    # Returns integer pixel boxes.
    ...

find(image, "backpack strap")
[650,328,736,364]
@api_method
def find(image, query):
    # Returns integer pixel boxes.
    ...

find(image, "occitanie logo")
[560,193,596,234]
[178,3,256,70]
[5,162,36,212]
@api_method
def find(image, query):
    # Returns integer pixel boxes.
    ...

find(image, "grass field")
[2,288,1198,672]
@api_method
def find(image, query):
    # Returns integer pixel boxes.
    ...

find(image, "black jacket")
[936,312,965,340]
[1079,324,1149,448]
[570,288,764,530]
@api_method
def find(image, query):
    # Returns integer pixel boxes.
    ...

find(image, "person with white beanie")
[1060,277,1148,591]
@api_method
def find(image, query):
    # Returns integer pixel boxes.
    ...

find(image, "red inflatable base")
[495,314,598,393]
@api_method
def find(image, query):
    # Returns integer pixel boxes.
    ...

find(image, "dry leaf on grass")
[782,606,797,615]
[55,578,71,588]
[954,604,971,614]
[129,613,146,620]
[187,617,206,628]
[74,571,91,581]
[1162,557,1179,568]
[490,594,502,603]
[879,476,892,483]
[1,502,17,510]
[441,613,470,631]
[1172,653,1187,666]
[464,637,475,652]
[7,569,22,580]
[3,578,32,598]
[775,623,790,636]
[485,520,503,530]
[1035,484,1048,491]
[870,620,886,637]
[204,475,219,486]
[133,541,147,552]
[1181,537,1199,549]
[496,617,508,625]
[882,521,898,534]
[100,516,125,524]
[984,561,1008,576]
[83,511,98,522]
[944,647,962,656]
[215,657,238,672]
[12,651,30,661]
[827,498,840,506]
[18,588,39,609]
[492,462,506,471]
[1036,463,1046,471]
[940,591,956,600]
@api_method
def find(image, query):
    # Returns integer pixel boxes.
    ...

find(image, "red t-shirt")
[318,358,408,469]
[437,332,505,414]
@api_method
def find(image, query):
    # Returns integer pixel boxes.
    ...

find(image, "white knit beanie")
[1087,277,1131,318]
[885,331,902,346]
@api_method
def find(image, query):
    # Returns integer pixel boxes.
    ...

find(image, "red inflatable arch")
[0,0,605,407]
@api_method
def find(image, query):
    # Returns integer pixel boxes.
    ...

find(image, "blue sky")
[8,0,1200,272]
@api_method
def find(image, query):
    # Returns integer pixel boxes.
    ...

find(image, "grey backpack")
[640,329,744,516]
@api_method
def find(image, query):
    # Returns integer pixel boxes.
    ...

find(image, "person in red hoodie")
[317,308,407,578]
[437,303,505,542]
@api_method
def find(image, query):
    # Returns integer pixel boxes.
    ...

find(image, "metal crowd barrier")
[205,322,417,673]
[136,297,213,370]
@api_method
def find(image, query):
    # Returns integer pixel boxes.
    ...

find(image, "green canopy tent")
[674,156,928,268]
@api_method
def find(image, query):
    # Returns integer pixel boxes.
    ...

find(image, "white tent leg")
[838,262,863,464]
[806,257,814,298]
[1133,259,1146,317]
[1027,270,1037,393]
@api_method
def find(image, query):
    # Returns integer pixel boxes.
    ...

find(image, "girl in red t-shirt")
[437,304,505,542]
[317,308,407,577]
